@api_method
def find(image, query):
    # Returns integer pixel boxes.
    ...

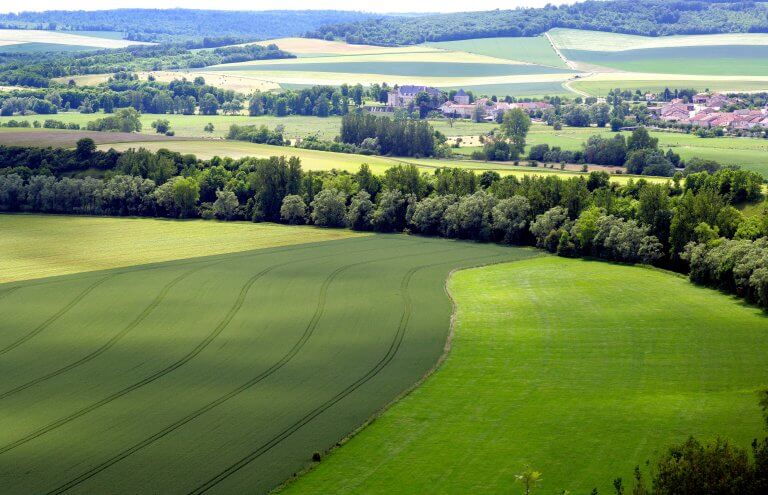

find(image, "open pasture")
[282,256,768,494]
[0,223,534,494]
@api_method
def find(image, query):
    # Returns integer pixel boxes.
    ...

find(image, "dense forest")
[307,0,768,45]
[0,10,376,43]
[0,42,291,88]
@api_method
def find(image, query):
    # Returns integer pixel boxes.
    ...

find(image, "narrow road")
[544,32,577,70]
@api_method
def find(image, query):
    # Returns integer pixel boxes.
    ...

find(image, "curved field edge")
[278,256,768,495]
[273,249,543,492]
[0,214,366,283]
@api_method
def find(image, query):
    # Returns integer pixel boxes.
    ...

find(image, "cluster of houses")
[651,92,768,130]
[381,85,553,120]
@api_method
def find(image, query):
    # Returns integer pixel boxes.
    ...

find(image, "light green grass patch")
[0,214,365,283]
[281,256,768,494]
[549,28,768,52]
[426,36,568,68]
[563,45,768,76]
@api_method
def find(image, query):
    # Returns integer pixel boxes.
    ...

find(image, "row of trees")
[1,141,765,306]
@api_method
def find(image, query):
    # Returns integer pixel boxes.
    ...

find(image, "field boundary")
[272,249,542,494]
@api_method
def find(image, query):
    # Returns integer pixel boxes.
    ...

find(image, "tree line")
[307,0,768,46]
[0,10,375,43]
[0,42,292,88]
[1,140,766,309]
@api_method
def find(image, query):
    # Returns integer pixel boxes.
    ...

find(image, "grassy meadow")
[282,256,768,494]
[0,220,535,494]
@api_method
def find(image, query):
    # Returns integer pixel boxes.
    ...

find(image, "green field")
[0,214,364,283]
[0,216,536,494]
[426,36,568,68]
[563,45,768,76]
[0,43,98,53]
[282,256,768,494]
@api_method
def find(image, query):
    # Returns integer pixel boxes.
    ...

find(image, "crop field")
[0,29,147,52]
[0,215,364,283]
[549,28,768,52]
[253,37,434,57]
[282,256,768,494]
[426,36,568,68]
[0,217,535,494]
[562,45,768,76]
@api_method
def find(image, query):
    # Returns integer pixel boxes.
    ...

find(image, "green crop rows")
[0,232,535,494]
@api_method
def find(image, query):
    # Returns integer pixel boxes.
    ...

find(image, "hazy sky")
[0,0,577,14]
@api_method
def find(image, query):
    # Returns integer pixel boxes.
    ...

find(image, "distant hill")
[306,0,768,46]
[0,9,377,43]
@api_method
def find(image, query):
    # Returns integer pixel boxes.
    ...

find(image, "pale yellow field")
[141,71,279,92]
[549,28,768,52]
[0,29,149,49]
[252,37,435,56]
[0,214,365,283]
[216,50,528,67]
[55,71,280,93]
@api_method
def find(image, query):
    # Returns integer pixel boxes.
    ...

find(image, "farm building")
[387,85,442,108]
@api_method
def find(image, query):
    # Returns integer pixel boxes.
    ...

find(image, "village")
[379,84,554,120]
[643,92,768,130]
[379,85,768,132]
